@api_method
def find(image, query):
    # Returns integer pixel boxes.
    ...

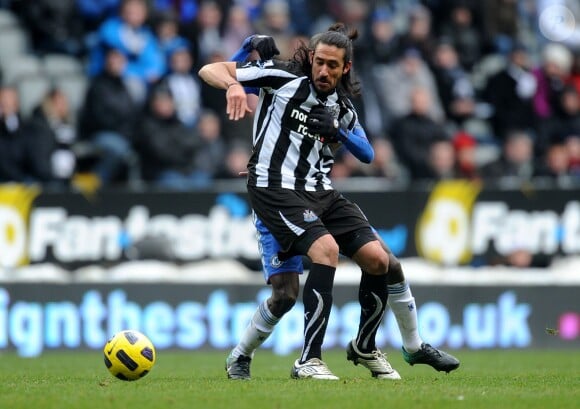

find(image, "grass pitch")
[0,349,578,409]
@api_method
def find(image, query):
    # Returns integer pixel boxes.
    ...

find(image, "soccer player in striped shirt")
[200,26,459,380]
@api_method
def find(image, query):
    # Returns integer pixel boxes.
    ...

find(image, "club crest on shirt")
[303,209,318,222]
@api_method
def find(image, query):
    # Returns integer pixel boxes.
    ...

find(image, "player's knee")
[308,235,339,265]
[387,253,405,283]
[366,250,389,275]
[270,288,297,316]
[388,253,402,274]
[325,240,340,261]
[353,241,390,274]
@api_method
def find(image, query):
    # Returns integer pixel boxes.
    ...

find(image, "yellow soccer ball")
[103,330,156,381]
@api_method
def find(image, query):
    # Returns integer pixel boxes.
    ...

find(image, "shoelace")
[358,349,395,373]
[237,356,251,364]
[304,359,334,375]
[372,350,394,371]
[423,344,442,358]
[231,356,251,373]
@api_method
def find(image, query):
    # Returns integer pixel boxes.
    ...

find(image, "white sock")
[387,281,422,353]
[232,300,279,358]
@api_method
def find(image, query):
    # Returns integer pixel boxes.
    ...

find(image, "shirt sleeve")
[235,60,299,90]
[337,121,374,164]
[336,98,374,163]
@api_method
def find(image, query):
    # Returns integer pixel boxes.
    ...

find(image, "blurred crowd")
[1,0,580,191]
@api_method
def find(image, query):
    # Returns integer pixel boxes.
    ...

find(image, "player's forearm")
[198,62,239,90]
[338,125,374,163]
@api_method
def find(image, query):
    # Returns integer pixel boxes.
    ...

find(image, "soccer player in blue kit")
[199,27,459,380]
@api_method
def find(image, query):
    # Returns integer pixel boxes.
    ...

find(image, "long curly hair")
[293,22,361,97]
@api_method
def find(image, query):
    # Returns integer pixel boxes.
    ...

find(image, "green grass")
[0,350,578,409]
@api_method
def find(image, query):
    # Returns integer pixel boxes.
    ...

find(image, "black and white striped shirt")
[236,59,358,191]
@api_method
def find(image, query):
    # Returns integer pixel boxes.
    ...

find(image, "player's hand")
[226,83,252,120]
[250,35,280,60]
[306,105,340,143]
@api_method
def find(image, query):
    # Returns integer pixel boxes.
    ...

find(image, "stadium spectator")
[482,0,519,54]
[537,85,580,158]
[566,135,580,177]
[425,0,484,40]
[0,86,20,132]
[431,39,476,126]
[356,6,399,135]
[215,143,252,180]
[159,39,202,127]
[374,48,444,126]
[153,10,189,63]
[0,86,77,186]
[425,139,458,180]
[284,0,315,36]
[438,4,482,70]
[21,88,78,187]
[535,143,572,184]
[193,109,228,179]
[252,0,295,59]
[569,51,580,96]
[150,0,197,25]
[359,138,410,184]
[564,135,580,179]
[532,42,573,120]
[484,42,537,141]
[397,4,436,62]
[453,130,480,180]
[11,0,86,56]
[199,49,230,115]
[0,86,42,184]
[79,47,140,186]
[221,5,255,59]
[323,0,371,63]
[87,0,165,103]
[331,138,410,185]
[502,246,552,268]
[388,87,449,179]
[182,0,225,71]
[76,0,120,33]
[366,7,399,66]
[481,129,536,183]
[133,83,206,190]
[330,149,365,180]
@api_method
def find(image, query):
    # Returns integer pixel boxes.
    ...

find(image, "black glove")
[306,105,340,143]
[250,35,280,60]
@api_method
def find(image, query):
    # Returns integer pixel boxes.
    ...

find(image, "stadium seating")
[0,8,19,29]
[0,54,42,84]
[16,73,51,117]
[42,54,84,78]
[0,27,28,60]
[53,73,88,114]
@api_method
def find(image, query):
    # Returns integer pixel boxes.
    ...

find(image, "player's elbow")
[198,62,222,82]
[197,65,208,81]
[197,64,210,82]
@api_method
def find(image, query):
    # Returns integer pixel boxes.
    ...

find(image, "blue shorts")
[254,213,303,283]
